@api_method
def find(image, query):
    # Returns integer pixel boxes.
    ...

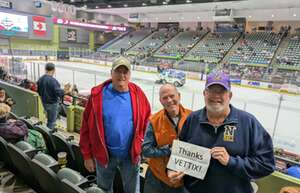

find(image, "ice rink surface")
[27,61,300,154]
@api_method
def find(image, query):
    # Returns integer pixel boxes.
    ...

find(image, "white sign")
[167,140,211,180]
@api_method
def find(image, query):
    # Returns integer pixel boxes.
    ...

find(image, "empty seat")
[7,143,40,190]
[71,143,94,176]
[52,133,76,169]
[33,152,57,167]
[86,185,106,193]
[34,125,56,157]
[61,179,86,193]
[31,158,61,193]
[57,167,86,185]
[0,136,14,170]
[15,140,35,151]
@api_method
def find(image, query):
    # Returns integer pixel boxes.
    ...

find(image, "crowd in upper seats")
[229,31,282,65]
[276,33,300,67]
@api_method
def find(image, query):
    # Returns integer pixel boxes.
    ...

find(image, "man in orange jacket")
[142,83,191,193]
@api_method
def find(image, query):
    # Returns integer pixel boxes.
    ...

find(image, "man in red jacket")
[80,56,151,193]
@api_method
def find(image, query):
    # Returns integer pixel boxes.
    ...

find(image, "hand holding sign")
[211,147,230,166]
[167,170,185,185]
[167,140,211,180]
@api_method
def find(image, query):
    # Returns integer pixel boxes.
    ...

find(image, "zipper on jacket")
[131,86,140,164]
[93,104,109,167]
[200,121,236,134]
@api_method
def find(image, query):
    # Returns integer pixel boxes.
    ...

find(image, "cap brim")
[112,64,130,71]
[205,82,230,90]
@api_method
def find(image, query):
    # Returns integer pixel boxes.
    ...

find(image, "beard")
[206,102,226,114]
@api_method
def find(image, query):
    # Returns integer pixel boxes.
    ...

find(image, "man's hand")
[167,169,185,184]
[211,147,230,166]
[84,158,95,173]
[279,186,300,193]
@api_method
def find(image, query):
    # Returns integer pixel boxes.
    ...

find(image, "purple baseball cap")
[205,71,231,90]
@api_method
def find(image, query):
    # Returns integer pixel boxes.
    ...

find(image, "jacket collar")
[91,79,138,97]
[198,104,238,124]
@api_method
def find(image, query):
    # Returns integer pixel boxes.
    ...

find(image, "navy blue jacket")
[179,105,275,193]
[37,74,64,104]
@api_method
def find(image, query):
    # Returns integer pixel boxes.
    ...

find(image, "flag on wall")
[33,16,46,36]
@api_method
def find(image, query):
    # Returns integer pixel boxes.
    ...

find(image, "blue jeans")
[96,156,140,193]
[43,103,59,130]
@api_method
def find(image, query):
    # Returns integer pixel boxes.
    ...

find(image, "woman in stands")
[0,103,45,150]
[0,103,28,143]
[0,87,14,107]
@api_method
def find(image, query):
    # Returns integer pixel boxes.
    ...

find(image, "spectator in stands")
[142,84,191,193]
[0,87,14,107]
[37,63,68,130]
[71,84,79,96]
[0,67,8,80]
[80,56,151,193]
[0,103,46,150]
[0,103,27,143]
[168,71,275,193]
[19,79,37,92]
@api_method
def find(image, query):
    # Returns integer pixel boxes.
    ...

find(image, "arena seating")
[127,28,178,55]
[101,28,152,54]
[276,33,300,69]
[228,32,282,65]
[184,32,240,63]
[154,30,207,58]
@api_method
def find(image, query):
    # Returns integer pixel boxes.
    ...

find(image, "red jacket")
[79,79,151,167]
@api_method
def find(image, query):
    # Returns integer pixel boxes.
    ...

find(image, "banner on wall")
[53,17,127,32]
[247,81,260,87]
[32,16,46,36]
[67,29,77,42]
[230,78,241,85]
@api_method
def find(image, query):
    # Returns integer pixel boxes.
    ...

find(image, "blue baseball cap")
[205,71,231,91]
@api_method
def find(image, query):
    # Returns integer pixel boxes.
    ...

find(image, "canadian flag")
[33,16,46,36]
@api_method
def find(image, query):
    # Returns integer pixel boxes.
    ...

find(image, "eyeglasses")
[205,87,228,95]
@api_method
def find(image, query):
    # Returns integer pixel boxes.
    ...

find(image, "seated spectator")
[0,88,14,107]
[0,103,46,150]
[72,84,79,96]
[19,79,38,92]
[0,103,28,143]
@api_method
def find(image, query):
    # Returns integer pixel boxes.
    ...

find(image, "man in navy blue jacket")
[168,71,275,193]
[37,63,65,130]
